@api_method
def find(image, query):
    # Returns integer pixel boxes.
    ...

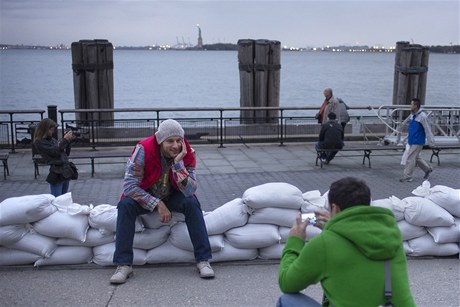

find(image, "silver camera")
[301,213,316,225]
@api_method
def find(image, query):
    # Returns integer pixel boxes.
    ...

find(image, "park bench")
[315,143,460,168]
[33,150,130,178]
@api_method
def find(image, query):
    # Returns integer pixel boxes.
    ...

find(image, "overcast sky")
[0,0,458,48]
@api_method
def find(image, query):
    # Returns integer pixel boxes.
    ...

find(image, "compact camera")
[301,213,316,225]
[65,129,81,138]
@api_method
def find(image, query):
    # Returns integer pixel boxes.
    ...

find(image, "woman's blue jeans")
[50,180,70,197]
[113,189,212,265]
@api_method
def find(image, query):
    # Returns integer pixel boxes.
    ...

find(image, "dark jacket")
[34,137,72,183]
[318,120,344,149]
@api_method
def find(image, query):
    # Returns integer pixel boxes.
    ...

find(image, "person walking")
[33,118,76,197]
[277,177,415,307]
[400,98,435,182]
[110,119,214,284]
[315,112,344,164]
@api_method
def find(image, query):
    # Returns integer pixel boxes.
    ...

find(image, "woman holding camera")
[33,118,76,197]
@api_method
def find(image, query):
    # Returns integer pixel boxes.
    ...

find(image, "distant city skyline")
[0,0,458,48]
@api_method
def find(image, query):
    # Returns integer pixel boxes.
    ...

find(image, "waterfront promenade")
[1,143,459,306]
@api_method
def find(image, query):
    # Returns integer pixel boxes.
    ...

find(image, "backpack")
[338,98,350,123]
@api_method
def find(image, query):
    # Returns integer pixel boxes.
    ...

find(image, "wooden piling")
[392,41,429,106]
[71,39,114,124]
[238,39,281,124]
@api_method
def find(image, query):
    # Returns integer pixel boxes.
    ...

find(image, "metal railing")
[0,109,46,152]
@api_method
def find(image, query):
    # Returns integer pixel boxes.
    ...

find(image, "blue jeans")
[50,180,70,197]
[113,190,212,265]
[276,293,321,307]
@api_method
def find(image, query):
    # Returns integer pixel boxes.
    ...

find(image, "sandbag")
[6,232,57,258]
[33,211,89,242]
[427,218,460,244]
[52,192,93,215]
[211,240,258,262]
[248,207,298,227]
[34,246,92,267]
[403,197,455,227]
[425,186,460,217]
[89,204,143,234]
[133,226,170,250]
[397,220,427,241]
[371,196,405,221]
[168,222,224,252]
[146,241,195,264]
[225,224,280,249]
[56,228,115,247]
[0,247,41,266]
[0,194,56,226]
[93,242,146,266]
[242,182,304,210]
[203,198,248,235]
[403,241,413,254]
[259,243,285,260]
[407,234,459,257]
[0,224,29,245]
[302,190,328,212]
[141,211,185,229]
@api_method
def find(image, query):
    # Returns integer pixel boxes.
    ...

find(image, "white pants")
[403,144,431,178]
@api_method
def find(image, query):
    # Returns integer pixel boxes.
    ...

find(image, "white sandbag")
[0,224,29,245]
[133,226,170,250]
[34,246,92,267]
[0,194,56,226]
[425,185,460,217]
[242,182,304,210]
[204,198,248,235]
[397,220,427,241]
[411,180,431,197]
[89,204,143,234]
[259,243,285,260]
[279,225,322,243]
[141,211,185,229]
[92,242,146,266]
[371,196,405,221]
[248,207,298,227]
[407,234,460,257]
[146,241,195,264]
[302,190,328,212]
[6,232,57,258]
[33,211,89,242]
[0,247,41,266]
[225,224,281,249]
[427,218,460,244]
[403,241,413,254]
[56,228,115,247]
[211,240,258,263]
[168,222,224,252]
[52,192,93,215]
[403,197,455,227]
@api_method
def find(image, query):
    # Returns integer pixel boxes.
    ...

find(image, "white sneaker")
[197,261,215,279]
[110,265,133,284]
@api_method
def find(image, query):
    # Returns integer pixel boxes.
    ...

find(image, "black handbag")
[69,162,78,180]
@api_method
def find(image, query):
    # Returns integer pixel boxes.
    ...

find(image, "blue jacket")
[408,110,434,146]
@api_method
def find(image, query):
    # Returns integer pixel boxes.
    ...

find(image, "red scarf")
[318,99,328,123]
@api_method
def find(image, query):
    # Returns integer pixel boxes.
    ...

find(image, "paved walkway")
[1,143,459,306]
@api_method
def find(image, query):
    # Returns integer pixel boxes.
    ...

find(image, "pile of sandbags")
[371,181,460,257]
[1,181,459,267]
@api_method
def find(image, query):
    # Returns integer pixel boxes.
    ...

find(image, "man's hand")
[314,210,331,230]
[156,201,172,224]
[174,139,187,164]
[289,213,308,240]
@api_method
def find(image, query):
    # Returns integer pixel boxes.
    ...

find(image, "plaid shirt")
[123,144,197,211]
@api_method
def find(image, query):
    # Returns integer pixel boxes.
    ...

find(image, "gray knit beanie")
[155,119,184,144]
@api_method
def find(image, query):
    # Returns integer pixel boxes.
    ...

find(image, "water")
[1,49,459,113]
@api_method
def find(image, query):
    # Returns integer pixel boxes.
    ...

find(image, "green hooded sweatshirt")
[279,206,415,307]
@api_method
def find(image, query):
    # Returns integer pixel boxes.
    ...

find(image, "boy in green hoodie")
[278,177,415,307]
